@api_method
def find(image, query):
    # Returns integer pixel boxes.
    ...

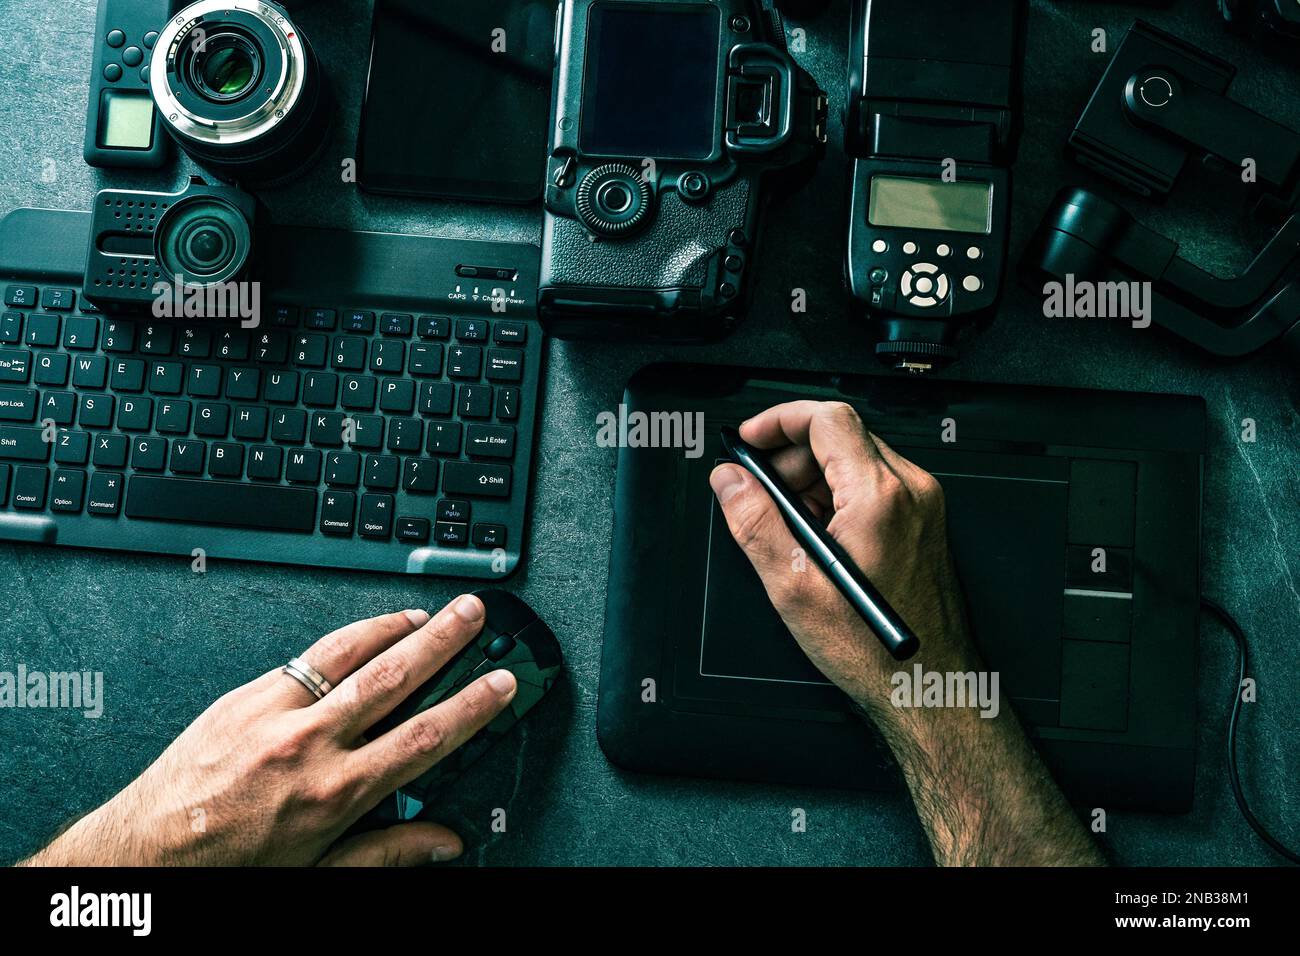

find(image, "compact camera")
[83,177,259,312]
[539,0,827,342]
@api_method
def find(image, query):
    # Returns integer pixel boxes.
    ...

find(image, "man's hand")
[710,401,1103,866]
[23,594,517,867]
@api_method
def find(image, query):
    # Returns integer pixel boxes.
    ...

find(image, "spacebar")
[126,477,318,533]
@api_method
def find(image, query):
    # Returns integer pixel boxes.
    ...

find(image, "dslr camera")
[540,0,827,342]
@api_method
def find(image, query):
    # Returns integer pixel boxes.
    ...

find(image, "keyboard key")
[286,448,322,484]
[149,361,184,395]
[194,403,230,437]
[177,327,212,358]
[264,371,299,404]
[466,424,515,459]
[0,426,50,461]
[188,365,223,398]
[360,494,395,538]
[443,461,511,498]
[496,386,520,420]
[233,407,269,440]
[386,417,423,452]
[364,455,399,490]
[342,310,375,333]
[254,330,289,364]
[62,316,97,349]
[369,339,404,374]
[409,344,443,377]
[0,463,8,504]
[419,382,454,416]
[325,451,360,487]
[170,440,206,475]
[12,465,48,509]
[494,322,527,345]
[348,414,384,450]
[226,367,259,400]
[396,516,431,542]
[456,319,488,342]
[93,434,128,468]
[26,314,59,347]
[102,320,135,352]
[126,476,317,532]
[447,345,481,378]
[157,401,191,434]
[271,305,300,327]
[473,523,507,549]
[305,308,337,331]
[4,284,37,308]
[293,333,328,367]
[379,379,415,414]
[436,499,470,522]
[426,421,462,455]
[380,313,413,336]
[138,324,174,355]
[110,358,146,392]
[117,397,152,431]
[214,330,249,361]
[0,387,37,422]
[34,352,69,386]
[39,392,75,426]
[332,336,367,371]
[53,430,90,465]
[50,469,86,512]
[80,394,114,428]
[247,445,283,481]
[131,437,166,471]
[320,490,356,536]
[435,520,469,545]
[486,349,523,383]
[303,372,339,407]
[341,375,377,411]
[402,457,439,493]
[87,471,123,515]
[418,315,449,339]
[209,443,244,479]
[41,288,75,311]
[271,408,307,443]
[0,349,30,383]
[0,312,22,344]
[72,354,108,389]
[458,384,492,419]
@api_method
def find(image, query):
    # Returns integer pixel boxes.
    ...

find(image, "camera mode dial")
[575,164,653,237]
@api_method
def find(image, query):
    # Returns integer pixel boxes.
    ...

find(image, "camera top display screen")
[581,3,720,161]
[868,176,993,235]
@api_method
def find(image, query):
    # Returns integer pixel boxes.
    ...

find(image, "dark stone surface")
[0,0,1296,866]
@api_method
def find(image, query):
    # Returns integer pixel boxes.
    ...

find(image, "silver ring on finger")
[283,657,334,701]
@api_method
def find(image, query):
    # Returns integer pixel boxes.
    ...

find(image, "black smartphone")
[357,0,555,203]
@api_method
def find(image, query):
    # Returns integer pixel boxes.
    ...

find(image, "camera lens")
[151,1,334,186]
[191,34,261,101]
[156,196,252,286]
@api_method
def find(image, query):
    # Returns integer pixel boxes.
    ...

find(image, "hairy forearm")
[859,678,1105,867]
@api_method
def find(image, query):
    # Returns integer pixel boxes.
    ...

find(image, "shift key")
[443,461,511,498]
[0,426,50,461]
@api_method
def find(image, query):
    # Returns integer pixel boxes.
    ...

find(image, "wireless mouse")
[366,589,563,807]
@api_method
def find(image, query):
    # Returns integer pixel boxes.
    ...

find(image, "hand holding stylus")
[709,401,973,718]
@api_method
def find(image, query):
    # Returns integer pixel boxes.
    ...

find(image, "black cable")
[1200,596,1300,865]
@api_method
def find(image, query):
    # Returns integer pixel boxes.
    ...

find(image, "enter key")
[465,424,515,460]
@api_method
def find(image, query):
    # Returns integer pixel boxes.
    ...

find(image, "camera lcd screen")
[868,176,993,235]
[99,90,155,150]
[581,4,719,160]
[357,0,554,202]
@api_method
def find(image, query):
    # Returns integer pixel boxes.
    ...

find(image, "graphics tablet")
[598,364,1205,811]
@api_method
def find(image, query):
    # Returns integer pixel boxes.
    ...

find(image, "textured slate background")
[0,0,1297,866]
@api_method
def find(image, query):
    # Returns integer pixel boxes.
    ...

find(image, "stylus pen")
[719,426,921,661]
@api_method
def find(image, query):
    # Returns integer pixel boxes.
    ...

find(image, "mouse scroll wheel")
[484,634,517,662]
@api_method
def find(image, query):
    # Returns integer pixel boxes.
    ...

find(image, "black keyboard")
[0,208,543,578]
